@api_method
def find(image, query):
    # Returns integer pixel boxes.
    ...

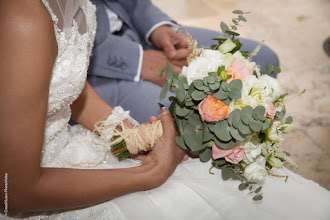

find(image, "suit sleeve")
[88,33,143,81]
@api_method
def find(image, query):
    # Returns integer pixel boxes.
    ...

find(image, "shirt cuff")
[134,44,143,82]
[145,21,179,45]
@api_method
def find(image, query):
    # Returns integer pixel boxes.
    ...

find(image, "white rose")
[265,121,283,143]
[244,162,267,182]
[250,75,282,104]
[238,135,264,163]
[181,49,224,85]
[229,75,258,111]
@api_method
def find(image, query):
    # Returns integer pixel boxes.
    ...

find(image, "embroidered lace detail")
[40,0,96,165]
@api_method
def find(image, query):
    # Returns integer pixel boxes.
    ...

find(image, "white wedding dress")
[5,0,329,219]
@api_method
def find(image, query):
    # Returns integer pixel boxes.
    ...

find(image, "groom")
[88,0,279,123]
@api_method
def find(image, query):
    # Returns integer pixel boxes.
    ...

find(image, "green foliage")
[199,147,212,162]
[159,67,165,77]
[261,65,281,76]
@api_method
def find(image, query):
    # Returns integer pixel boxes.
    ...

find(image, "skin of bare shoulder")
[0,0,58,211]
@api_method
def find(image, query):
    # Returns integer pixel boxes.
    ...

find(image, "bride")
[0,0,329,219]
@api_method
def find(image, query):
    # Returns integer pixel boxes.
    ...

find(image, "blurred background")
[152,0,330,190]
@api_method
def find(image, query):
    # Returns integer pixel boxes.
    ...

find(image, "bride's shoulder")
[0,0,55,41]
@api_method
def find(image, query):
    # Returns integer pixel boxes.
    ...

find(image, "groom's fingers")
[172,48,191,61]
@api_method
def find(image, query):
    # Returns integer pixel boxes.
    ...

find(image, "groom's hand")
[149,25,190,60]
[141,50,182,86]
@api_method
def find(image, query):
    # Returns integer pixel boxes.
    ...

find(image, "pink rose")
[212,143,244,164]
[226,58,252,83]
[197,95,230,122]
[265,102,276,119]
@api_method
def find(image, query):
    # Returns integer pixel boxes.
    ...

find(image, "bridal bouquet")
[97,10,304,200]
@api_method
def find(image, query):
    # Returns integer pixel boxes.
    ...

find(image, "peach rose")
[197,95,230,122]
[212,143,244,164]
[226,58,252,83]
[265,102,276,119]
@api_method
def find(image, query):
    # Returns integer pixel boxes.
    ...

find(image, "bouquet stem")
[96,120,163,160]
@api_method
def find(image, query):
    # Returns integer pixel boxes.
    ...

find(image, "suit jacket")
[88,0,175,81]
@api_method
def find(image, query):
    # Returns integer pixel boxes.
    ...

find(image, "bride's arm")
[70,82,115,131]
[0,1,184,212]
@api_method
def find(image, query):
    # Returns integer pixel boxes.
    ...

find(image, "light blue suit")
[88,0,279,123]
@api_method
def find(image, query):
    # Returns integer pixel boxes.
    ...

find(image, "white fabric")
[103,4,123,33]
[6,0,329,219]
[134,44,143,82]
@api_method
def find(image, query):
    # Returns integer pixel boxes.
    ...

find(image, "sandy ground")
[152,0,330,190]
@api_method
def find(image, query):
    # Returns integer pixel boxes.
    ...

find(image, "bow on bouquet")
[97,10,304,200]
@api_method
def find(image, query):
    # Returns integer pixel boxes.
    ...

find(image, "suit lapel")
[102,0,134,31]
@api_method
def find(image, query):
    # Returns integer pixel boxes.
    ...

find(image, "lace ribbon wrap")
[95,106,163,155]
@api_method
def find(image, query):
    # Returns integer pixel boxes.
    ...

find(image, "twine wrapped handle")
[94,107,163,160]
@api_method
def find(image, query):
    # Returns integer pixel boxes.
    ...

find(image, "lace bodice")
[41,0,97,166]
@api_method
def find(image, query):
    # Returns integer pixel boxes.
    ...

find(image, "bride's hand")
[141,107,186,187]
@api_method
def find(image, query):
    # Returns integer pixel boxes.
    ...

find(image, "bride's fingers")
[180,154,189,163]
[148,116,158,123]
[130,154,147,161]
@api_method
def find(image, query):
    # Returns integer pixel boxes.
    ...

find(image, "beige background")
[152,0,330,190]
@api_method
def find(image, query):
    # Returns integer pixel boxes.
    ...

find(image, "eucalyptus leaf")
[226,30,240,36]
[207,77,215,84]
[214,120,232,142]
[249,120,263,132]
[178,75,189,89]
[221,166,233,180]
[183,124,203,151]
[187,113,203,127]
[230,127,246,141]
[239,183,249,190]
[159,67,165,77]
[229,79,243,90]
[231,110,241,128]
[210,82,220,90]
[285,116,293,124]
[203,78,208,86]
[262,120,269,130]
[220,22,230,33]
[221,82,229,91]
[175,135,188,150]
[203,123,213,142]
[222,98,231,105]
[193,79,204,90]
[175,103,190,117]
[160,80,171,101]
[228,88,241,99]
[199,147,212,162]
[232,10,244,14]
[185,100,194,107]
[238,15,247,22]
[203,86,210,93]
[213,89,228,100]
[191,90,207,101]
[228,109,240,127]
[188,83,195,96]
[253,194,263,201]
[175,81,186,103]
[255,186,262,193]
[166,62,174,79]
[238,121,251,135]
[213,158,227,166]
[214,138,236,149]
[279,108,286,119]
